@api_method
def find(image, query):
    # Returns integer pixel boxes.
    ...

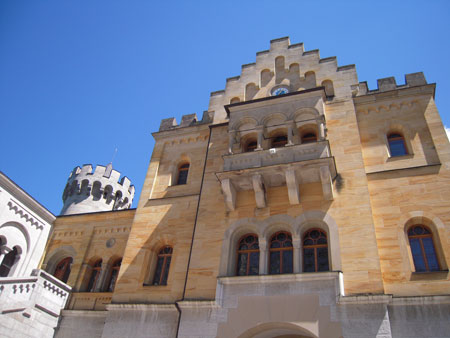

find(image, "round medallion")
[106,238,116,248]
[271,86,289,96]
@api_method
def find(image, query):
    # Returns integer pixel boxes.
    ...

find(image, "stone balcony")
[223,141,331,171]
[0,269,71,337]
[217,141,336,210]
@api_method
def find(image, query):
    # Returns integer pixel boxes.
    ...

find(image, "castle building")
[4,37,450,338]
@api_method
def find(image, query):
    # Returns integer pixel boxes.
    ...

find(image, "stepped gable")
[208,36,359,123]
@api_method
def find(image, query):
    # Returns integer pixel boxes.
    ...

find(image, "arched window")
[153,246,172,286]
[301,131,317,144]
[269,232,293,274]
[105,258,122,292]
[271,135,288,148]
[53,257,73,283]
[408,225,440,272]
[177,163,189,185]
[387,133,408,157]
[0,247,19,277]
[87,259,102,292]
[303,229,329,272]
[236,234,259,276]
[244,139,258,152]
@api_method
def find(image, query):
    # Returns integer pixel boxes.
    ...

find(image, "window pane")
[389,139,407,156]
[269,251,280,274]
[153,256,164,285]
[237,253,248,276]
[108,269,118,292]
[422,237,439,271]
[303,248,315,272]
[249,252,259,275]
[409,238,426,272]
[177,170,188,185]
[161,256,171,285]
[317,247,329,272]
[87,270,98,291]
[282,250,293,273]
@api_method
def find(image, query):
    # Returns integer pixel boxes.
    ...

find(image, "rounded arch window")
[387,133,408,156]
[303,229,329,272]
[236,234,259,276]
[87,259,102,292]
[0,246,20,277]
[408,225,439,272]
[269,231,293,274]
[53,257,73,283]
[301,131,317,144]
[176,163,190,185]
[153,246,173,286]
[271,135,288,148]
[105,258,122,292]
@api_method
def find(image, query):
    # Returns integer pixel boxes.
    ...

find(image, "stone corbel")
[285,169,300,204]
[221,178,236,211]
[319,166,334,201]
[252,174,266,208]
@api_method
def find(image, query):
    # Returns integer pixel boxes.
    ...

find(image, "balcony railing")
[223,141,331,172]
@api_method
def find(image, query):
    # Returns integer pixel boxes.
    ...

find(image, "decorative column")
[287,122,294,146]
[94,262,110,292]
[318,120,326,141]
[259,239,268,275]
[256,127,264,151]
[293,237,301,273]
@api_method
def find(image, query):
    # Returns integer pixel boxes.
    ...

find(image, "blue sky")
[1,1,449,215]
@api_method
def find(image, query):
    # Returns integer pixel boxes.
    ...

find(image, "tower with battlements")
[60,163,135,215]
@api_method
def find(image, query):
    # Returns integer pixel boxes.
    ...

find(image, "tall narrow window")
[303,229,329,272]
[0,247,19,277]
[269,232,293,274]
[153,246,172,286]
[105,258,122,292]
[87,259,102,292]
[272,135,287,148]
[177,163,189,185]
[54,257,73,283]
[388,133,408,156]
[236,234,259,276]
[408,225,440,272]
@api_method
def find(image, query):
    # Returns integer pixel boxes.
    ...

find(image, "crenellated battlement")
[355,72,428,96]
[206,37,359,123]
[60,163,135,215]
[159,110,214,132]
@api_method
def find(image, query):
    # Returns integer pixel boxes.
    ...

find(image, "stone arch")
[399,211,448,272]
[92,181,102,200]
[171,154,191,186]
[144,233,176,285]
[262,112,287,128]
[219,218,262,276]
[43,245,77,283]
[321,79,335,97]
[0,222,30,255]
[304,71,316,89]
[232,116,258,132]
[80,179,89,195]
[237,322,317,338]
[293,108,320,122]
[384,122,413,157]
[230,97,241,104]
[296,211,342,271]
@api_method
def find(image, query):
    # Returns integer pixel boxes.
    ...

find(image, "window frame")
[387,132,408,157]
[176,163,190,185]
[235,234,259,276]
[302,228,329,273]
[268,231,293,274]
[152,246,173,286]
[407,225,440,272]
[53,257,73,283]
[105,258,122,292]
[86,259,102,292]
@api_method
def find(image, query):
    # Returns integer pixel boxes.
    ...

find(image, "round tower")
[60,163,135,215]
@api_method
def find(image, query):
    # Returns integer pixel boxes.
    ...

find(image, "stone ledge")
[218,271,340,285]
[106,303,177,311]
